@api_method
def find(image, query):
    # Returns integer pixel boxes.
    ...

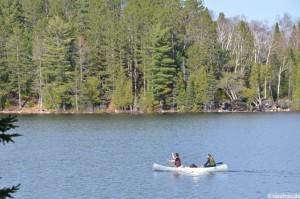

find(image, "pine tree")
[145,23,176,110]
[73,0,89,34]
[6,27,33,109]
[123,0,150,111]
[0,115,21,198]
[42,16,74,111]
[101,1,127,106]
[32,17,48,113]
[0,0,25,34]
[180,0,205,86]
[186,8,219,72]
[21,0,45,28]
[0,0,30,109]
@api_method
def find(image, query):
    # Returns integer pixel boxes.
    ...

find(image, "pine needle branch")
[0,184,21,199]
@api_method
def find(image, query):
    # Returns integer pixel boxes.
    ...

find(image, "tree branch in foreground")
[0,184,20,199]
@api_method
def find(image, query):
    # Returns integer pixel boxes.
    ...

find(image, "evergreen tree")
[124,0,165,111]
[271,21,293,100]
[79,77,100,111]
[113,67,133,110]
[180,0,205,85]
[42,16,74,111]
[186,67,209,110]
[101,1,127,106]
[173,72,187,111]
[83,0,114,107]
[232,20,254,73]
[73,0,89,34]
[0,0,299,112]
[0,0,30,109]
[21,0,45,28]
[242,63,262,107]
[0,0,25,34]
[32,17,48,112]
[0,115,21,199]
[6,27,33,109]
[293,46,300,110]
[186,8,219,72]
[145,23,176,110]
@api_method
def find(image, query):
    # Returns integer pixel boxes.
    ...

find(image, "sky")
[204,0,300,24]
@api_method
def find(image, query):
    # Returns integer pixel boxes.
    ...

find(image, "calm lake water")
[0,113,300,199]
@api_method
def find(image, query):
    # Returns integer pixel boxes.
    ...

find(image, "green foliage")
[186,8,219,72]
[42,16,74,82]
[173,72,187,111]
[6,27,33,108]
[113,67,133,110]
[41,16,75,110]
[0,184,20,199]
[145,23,176,109]
[293,47,300,110]
[243,63,261,104]
[219,72,246,101]
[79,77,100,110]
[0,0,299,112]
[0,0,24,35]
[242,88,258,105]
[186,67,209,110]
[0,116,19,134]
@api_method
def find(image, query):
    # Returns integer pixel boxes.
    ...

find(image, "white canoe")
[152,163,228,173]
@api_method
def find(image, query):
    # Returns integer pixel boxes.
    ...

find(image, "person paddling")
[204,153,216,167]
[174,153,182,167]
[168,153,182,167]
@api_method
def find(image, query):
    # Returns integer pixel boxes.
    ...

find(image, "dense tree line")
[0,0,299,112]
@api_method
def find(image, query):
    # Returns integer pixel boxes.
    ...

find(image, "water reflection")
[172,172,181,178]
[187,171,215,183]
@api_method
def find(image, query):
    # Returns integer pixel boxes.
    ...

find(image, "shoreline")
[1,99,296,115]
[0,108,295,115]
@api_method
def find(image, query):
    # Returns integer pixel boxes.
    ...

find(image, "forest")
[0,0,300,113]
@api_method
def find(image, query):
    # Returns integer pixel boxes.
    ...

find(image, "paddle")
[167,153,176,162]
[171,152,176,159]
[201,162,223,167]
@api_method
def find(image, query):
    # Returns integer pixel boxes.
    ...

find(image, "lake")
[0,113,300,199]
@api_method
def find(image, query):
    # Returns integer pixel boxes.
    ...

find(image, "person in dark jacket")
[174,153,181,168]
[204,153,216,167]
[168,152,182,167]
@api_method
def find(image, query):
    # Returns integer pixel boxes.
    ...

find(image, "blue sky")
[204,0,300,24]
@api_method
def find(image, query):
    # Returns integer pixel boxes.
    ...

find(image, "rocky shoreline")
[0,99,295,114]
[216,99,292,112]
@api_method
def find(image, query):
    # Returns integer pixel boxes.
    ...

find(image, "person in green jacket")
[204,153,216,167]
